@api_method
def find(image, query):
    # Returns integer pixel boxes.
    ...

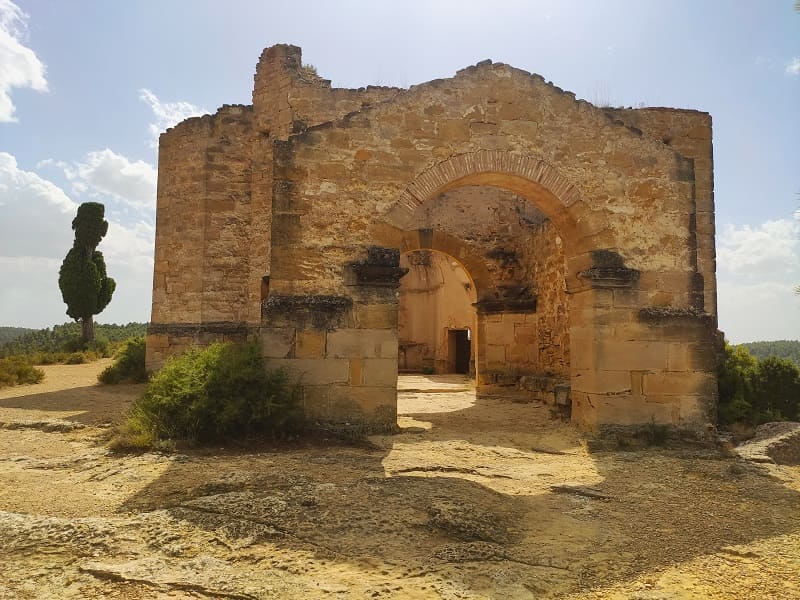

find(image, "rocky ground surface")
[735,421,800,466]
[1,362,799,599]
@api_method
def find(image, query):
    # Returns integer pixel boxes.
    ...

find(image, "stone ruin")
[146,44,720,434]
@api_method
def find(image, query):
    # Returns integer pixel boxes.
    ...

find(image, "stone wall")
[261,248,404,432]
[267,59,714,430]
[148,44,719,434]
[530,220,569,377]
[147,45,405,370]
[605,107,715,318]
[147,106,256,368]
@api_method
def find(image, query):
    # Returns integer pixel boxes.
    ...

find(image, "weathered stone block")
[363,358,398,387]
[265,358,349,384]
[353,303,398,329]
[572,369,632,394]
[295,330,326,358]
[596,340,669,371]
[262,327,294,358]
[585,394,679,426]
[486,344,506,365]
[642,372,717,397]
[327,328,396,359]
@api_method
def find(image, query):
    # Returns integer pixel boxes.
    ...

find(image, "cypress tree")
[58,202,116,343]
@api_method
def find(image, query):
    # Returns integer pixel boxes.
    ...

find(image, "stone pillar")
[261,247,406,434]
[474,300,537,390]
[568,250,718,434]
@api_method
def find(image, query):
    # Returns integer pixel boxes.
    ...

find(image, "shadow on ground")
[110,375,800,597]
[0,383,143,425]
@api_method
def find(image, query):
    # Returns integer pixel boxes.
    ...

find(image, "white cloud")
[67,148,157,211]
[0,256,63,328]
[0,152,154,327]
[139,88,206,147]
[717,218,800,277]
[716,217,800,343]
[35,158,68,171]
[717,279,800,344]
[0,0,47,122]
[103,220,155,274]
[787,57,800,76]
[0,152,76,258]
[95,220,155,325]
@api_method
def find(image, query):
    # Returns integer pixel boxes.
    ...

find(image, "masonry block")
[262,327,295,358]
[363,358,398,386]
[265,358,349,384]
[596,340,669,371]
[353,303,398,329]
[572,369,633,394]
[642,372,717,397]
[295,330,326,358]
[327,329,396,358]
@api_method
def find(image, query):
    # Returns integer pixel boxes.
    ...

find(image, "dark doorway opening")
[448,329,471,374]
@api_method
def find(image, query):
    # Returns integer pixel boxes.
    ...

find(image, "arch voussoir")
[387,150,587,248]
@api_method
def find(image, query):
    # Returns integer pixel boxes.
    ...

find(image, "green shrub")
[26,348,104,366]
[31,352,59,365]
[62,334,110,357]
[116,342,301,448]
[65,352,87,365]
[62,335,86,353]
[0,356,45,388]
[752,356,800,421]
[718,342,800,427]
[98,337,147,384]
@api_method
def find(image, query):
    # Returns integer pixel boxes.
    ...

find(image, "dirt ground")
[1,362,799,599]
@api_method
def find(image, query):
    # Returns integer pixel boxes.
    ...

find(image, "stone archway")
[385,150,588,245]
[379,150,586,408]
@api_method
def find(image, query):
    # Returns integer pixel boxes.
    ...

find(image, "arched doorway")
[398,249,478,376]
[378,172,574,405]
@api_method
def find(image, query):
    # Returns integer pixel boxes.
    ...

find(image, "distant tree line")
[719,342,800,426]
[738,340,800,366]
[0,322,147,358]
[0,327,34,346]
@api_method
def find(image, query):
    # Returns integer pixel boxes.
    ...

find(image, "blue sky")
[1,0,798,342]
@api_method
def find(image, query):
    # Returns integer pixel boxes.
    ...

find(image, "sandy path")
[0,364,799,599]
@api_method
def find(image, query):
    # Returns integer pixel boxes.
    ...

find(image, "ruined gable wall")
[605,107,715,318]
[149,45,718,431]
[270,63,700,300]
[253,45,401,138]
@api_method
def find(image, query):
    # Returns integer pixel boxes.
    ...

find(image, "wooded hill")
[0,327,34,345]
[739,340,800,366]
[0,323,148,357]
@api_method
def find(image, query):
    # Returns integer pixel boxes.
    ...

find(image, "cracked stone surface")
[736,422,800,465]
[1,362,800,599]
